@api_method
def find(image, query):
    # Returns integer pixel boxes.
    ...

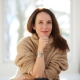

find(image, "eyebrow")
[38,20,52,21]
[47,20,52,21]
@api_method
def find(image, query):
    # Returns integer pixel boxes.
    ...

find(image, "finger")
[40,36,48,39]
[43,37,48,40]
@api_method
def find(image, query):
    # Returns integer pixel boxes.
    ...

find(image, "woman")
[10,8,69,80]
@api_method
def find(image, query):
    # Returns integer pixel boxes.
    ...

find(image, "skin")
[33,12,52,52]
[17,12,52,80]
[33,12,52,37]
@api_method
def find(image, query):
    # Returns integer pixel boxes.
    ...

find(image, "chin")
[39,34,50,37]
[44,34,50,36]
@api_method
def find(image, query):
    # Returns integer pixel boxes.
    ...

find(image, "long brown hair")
[27,8,69,51]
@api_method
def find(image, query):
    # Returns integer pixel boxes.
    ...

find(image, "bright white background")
[0,0,80,79]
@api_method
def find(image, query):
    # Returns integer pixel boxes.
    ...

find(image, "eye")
[39,21,43,24]
[47,21,52,24]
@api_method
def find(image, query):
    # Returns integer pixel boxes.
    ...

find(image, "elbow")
[31,72,43,78]
[62,62,68,71]
[34,75,43,78]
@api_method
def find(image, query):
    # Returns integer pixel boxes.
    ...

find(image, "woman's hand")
[38,36,49,52]
[16,73,35,80]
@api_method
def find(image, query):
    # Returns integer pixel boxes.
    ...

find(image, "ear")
[33,25,36,30]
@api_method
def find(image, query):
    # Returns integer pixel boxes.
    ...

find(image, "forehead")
[36,12,51,20]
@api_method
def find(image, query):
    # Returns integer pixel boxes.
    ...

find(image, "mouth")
[41,31,48,32]
[41,31,48,33]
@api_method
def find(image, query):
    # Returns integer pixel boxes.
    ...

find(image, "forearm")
[31,55,45,78]
[30,36,48,78]
[16,73,35,80]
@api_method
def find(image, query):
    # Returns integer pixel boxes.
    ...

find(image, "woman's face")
[33,12,52,38]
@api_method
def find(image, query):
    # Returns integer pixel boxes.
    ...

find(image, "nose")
[43,24,47,29]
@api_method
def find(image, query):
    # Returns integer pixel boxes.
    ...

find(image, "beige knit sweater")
[10,33,68,80]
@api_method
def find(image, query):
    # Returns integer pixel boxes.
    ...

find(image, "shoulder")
[18,36,31,44]
[16,34,39,54]
[17,35,33,50]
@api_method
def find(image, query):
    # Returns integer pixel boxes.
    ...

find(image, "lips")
[42,31,48,32]
[41,31,48,34]
[41,31,48,32]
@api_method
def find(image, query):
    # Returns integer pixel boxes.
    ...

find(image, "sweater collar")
[31,33,54,46]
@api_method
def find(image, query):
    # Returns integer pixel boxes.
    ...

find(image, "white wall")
[70,0,80,73]
[0,0,17,77]
[57,0,80,74]
[0,0,80,77]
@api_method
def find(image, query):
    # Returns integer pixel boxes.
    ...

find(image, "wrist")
[38,48,43,53]
[37,52,44,57]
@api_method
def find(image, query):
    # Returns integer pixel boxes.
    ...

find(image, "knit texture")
[10,33,68,80]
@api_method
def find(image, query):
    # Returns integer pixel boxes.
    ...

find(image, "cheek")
[36,26,42,31]
[35,27,41,34]
[49,26,52,31]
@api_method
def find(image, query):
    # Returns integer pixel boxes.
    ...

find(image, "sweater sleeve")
[45,49,69,80]
[14,38,36,74]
